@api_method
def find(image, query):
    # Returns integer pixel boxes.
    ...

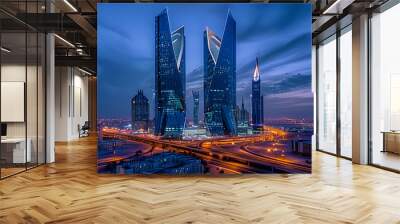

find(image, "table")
[382,131,400,154]
[1,138,31,164]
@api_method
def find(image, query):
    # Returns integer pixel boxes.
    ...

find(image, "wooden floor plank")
[0,136,399,223]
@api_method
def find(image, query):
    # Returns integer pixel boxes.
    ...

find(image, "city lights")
[98,4,312,175]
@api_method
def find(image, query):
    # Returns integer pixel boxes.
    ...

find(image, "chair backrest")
[82,121,90,129]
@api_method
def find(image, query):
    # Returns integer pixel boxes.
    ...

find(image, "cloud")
[237,73,311,96]
[236,5,310,43]
[98,4,312,119]
[264,95,313,119]
[263,73,311,95]
[237,32,311,77]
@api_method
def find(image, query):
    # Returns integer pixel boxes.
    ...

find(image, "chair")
[79,121,90,138]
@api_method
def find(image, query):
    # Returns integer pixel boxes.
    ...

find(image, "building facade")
[252,58,264,132]
[237,97,251,135]
[154,9,186,138]
[203,11,237,136]
[131,90,150,132]
[192,90,200,126]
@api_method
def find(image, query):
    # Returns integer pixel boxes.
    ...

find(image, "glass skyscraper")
[154,9,186,138]
[192,91,200,126]
[237,97,251,135]
[204,11,237,136]
[252,58,264,132]
[131,90,150,132]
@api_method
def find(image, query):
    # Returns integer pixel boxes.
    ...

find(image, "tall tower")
[240,96,246,125]
[261,94,264,125]
[237,96,250,135]
[252,58,263,132]
[131,90,150,132]
[203,11,237,136]
[192,91,200,126]
[154,9,186,138]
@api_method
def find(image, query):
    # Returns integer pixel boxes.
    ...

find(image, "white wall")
[1,65,26,138]
[72,73,89,138]
[1,63,46,164]
[55,67,89,141]
[1,65,41,138]
[55,66,69,141]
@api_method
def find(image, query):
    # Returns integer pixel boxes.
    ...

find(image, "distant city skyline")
[98,4,312,121]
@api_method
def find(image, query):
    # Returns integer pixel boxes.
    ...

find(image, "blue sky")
[98,3,313,121]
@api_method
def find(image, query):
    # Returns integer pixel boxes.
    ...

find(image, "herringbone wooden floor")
[1,136,400,224]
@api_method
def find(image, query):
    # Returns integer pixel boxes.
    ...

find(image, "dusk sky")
[98,3,313,121]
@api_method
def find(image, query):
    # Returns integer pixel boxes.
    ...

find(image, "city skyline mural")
[98,3,313,175]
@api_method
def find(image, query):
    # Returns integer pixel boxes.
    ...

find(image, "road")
[100,128,311,174]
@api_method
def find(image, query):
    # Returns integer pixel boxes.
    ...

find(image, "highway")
[100,128,311,174]
[97,140,152,165]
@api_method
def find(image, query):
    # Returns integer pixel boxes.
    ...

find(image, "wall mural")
[98,3,313,175]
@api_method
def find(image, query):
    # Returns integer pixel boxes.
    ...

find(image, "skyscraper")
[261,94,264,125]
[131,90,150,132]
[235,105,241,124]
[204,11,237,136]
[240,97,250,125]
[237,97,250,135]
[252,58,264,132]
[154,9,186,138]
[192,91,200,126]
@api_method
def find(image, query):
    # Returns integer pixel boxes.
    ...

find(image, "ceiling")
[0,0,389,75]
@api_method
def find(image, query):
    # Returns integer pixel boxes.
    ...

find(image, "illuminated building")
[252,57,264,132]
[154,9,186,138]
[204,11,237,136]
[131,90,150,132]
[193,91,200,126]
[237,97,250,135]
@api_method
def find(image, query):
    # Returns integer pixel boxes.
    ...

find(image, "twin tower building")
[152,9,263,138]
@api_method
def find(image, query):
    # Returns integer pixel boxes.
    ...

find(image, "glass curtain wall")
[339,26,352,158]
[317,35,337,154]
[370,3,400,171]
[317,24,353,158]
[0,1,46,179]
[0,28,28,177]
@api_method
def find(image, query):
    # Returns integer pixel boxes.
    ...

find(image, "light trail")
[100,128,311,174]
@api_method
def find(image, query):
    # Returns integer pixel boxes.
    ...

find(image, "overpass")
[101,131,311,174]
